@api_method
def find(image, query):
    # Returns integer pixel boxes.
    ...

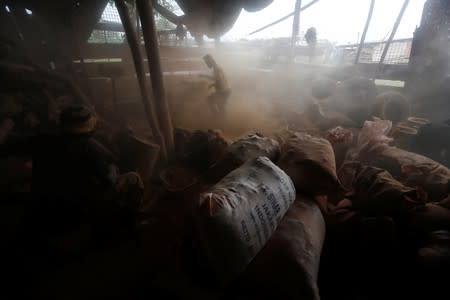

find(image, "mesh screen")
[337,39,412,65]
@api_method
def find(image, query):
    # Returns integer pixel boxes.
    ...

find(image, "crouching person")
[1,105,144,254]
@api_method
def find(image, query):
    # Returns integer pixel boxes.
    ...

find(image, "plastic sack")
[324,126,354,168]
[195,156,295,285]
[356,117,393,153]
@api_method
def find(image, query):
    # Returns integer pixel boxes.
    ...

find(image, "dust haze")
[165,48,323,139]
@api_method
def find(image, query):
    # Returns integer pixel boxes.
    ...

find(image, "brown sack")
[417,230,450,288]
[278,131,341,196]
[404,204,450,234]
[195,156,295,285]
[174,128,230,171]
[339,161,423,217]
[227,198,325,300]
[360,145,450,201]
[208,133,280,181]
[324,126,354,169]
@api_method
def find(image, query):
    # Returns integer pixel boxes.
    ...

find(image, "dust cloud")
[165,49,320,139]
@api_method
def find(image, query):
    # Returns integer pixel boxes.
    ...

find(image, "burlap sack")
[207,133,280,181]
[277,131,341,195]
[227,198,325,300]
[339,161,423,217]
[359,145,450,201]
[174,128,229,171]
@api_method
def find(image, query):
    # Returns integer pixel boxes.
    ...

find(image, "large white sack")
[195,156,296,285]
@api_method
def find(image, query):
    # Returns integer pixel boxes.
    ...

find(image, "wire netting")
[336,39,412,65]
[88,2,124,44]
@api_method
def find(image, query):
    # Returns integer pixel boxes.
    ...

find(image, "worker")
[201,54,231,118]
[305,27,317,46]
[175,23,187,45]
[0,105,143,245]
[305,27,317,62]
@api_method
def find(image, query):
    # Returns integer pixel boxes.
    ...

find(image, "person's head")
[305,27,317,45]
[203,54,216,68]
[59,105,97,135]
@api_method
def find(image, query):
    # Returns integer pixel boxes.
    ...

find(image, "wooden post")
[136,0,174,159]
[291,0,302,60]
[379,0,409,66]
[355,0,375,64]
[115,0,167,161]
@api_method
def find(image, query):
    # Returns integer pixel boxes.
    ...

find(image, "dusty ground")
[164,66,316,139]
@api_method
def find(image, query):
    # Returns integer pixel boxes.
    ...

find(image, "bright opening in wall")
[25,8,33,15]
[5,5,10,13]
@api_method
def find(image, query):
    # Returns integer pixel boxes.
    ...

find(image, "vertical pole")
[115,0,167,161]
[379,0,409,66]
[136,0,174,159]
[291,0,302,60]
[136,14,141,44]
[354,0,375,64]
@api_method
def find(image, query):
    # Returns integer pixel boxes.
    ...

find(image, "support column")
[291,0,302,60]
[115,0,167,161]
[136,0,174,159]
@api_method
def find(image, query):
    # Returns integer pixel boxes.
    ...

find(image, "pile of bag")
[175,130,330,299]
[168,115,450,299]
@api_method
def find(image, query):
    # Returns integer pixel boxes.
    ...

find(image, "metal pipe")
[136,0,174,159]
[354,0,375,64]
[115,0,167,161]
[136,12,141,44]
[379,0,409,66]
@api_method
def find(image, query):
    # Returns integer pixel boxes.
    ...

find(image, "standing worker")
[201,54,231,118]
[305,27,317,63]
